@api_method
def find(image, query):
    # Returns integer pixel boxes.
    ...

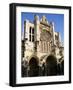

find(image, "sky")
[21,12,64,43]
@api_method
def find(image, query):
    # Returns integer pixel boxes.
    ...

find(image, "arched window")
[29,27,31,41]
[32,28,34,42]
[29,27,34,42]
[55,35,58,40]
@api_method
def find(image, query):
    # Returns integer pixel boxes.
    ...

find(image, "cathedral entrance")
[28,57,39,77]
[45,55,57,76]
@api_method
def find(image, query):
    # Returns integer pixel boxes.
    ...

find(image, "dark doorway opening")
[45,55,57,76]
[28,57,39,77]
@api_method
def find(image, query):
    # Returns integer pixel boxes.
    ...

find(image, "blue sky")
[21,12,64,42]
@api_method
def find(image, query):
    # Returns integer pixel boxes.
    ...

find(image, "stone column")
[34,15,40,53]
[50,22,55,45]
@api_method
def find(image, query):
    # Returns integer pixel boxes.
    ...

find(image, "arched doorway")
[45,55,57,76]
[28,57,39,77]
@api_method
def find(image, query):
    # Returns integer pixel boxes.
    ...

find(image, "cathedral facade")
[21,15,64,77]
